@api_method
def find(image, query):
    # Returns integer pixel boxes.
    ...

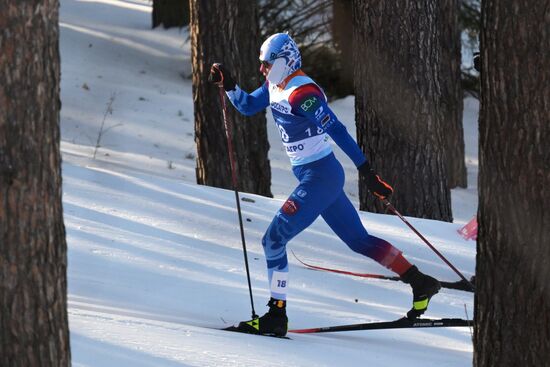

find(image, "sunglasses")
[260,60,272,68]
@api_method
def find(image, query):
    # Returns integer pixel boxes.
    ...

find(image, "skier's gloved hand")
[208,63,236,91]
[358,161,393,200]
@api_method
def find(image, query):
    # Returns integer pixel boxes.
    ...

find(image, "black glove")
[473,52,480,72]
[208,63,236,91]
[358,161,393,200]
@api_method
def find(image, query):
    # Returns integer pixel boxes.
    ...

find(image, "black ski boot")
[401,265,441,320]
[232,298,288,336]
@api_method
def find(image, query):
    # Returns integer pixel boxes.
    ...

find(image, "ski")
[291,250,474,292]
[289,317,473,334]
[222,325,291,339]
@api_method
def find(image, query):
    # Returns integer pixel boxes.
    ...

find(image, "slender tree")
[353,0,453,221]
[459,0,481,97]
[332,0,354,97]
[152,0,189,29]
[190,0,272,196]
[0,1,70,366]
[440,0,467,188]
[474,0,550,365]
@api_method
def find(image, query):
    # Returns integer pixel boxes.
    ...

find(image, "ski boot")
[231,298,288,336]
[401,265,441,320]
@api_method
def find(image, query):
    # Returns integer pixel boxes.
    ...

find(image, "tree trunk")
[353,0,453,221]
[152,0,189,29]
[190,0,272,197]
[0,2,70,366]
[332,0,354,96]
[440,0,467,188]
[474,0,550,365]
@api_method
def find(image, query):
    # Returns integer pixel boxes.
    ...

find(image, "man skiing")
[209,33,441,337]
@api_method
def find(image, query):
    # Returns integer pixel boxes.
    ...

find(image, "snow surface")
[60,1,478,366]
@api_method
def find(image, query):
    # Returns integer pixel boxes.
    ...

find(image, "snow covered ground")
[59,1,478,366]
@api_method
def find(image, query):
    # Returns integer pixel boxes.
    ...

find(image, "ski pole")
[290,249,401,281]
[218,86,258,319]
[290,250,474,292]
[381,199,475,292]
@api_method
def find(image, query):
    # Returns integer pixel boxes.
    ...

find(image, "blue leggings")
[262,153,401,300]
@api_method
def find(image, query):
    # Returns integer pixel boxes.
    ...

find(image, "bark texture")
[0,1,70,366]
[353,0,453,221]
[474,0,550,365]
[440,0,467,188]
[190,0,272,196]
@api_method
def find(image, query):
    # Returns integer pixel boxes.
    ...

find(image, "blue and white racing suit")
[226,71,408,300]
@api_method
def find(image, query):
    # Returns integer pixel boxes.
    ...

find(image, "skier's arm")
[209,63,270,116]
[289,84,393,199]
[289,84,367,167]
[226,83,270,116]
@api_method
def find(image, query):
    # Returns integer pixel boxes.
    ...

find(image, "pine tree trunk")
[0,2,70,366]
[332,0,354,96]
[152,0,189,29]
[190,0,272,197]
[474,0,550,365]
[440,0,467,188]
[353,0,453,221]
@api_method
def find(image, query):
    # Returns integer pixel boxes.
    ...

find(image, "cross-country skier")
[209,33,441,337]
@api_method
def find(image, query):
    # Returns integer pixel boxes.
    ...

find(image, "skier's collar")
[277,69,305,90]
